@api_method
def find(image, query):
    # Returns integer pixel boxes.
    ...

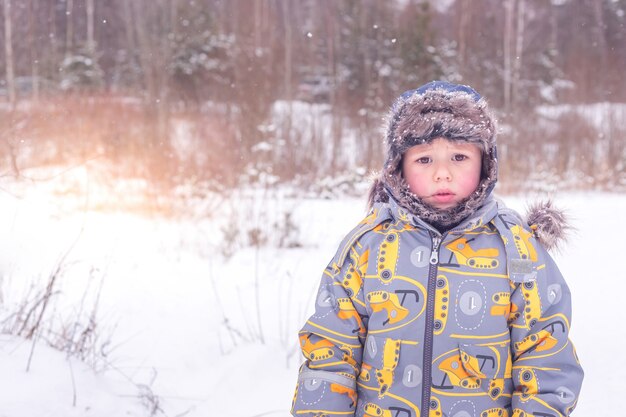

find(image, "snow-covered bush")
[59,47,104,91]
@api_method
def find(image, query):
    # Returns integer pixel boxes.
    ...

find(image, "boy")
[290,81,583,417]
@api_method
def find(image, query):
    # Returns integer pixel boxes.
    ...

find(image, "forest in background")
[0,0,624,203]
[0,4,623,416]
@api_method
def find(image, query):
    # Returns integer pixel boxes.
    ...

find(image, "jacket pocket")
[458,342,512,400]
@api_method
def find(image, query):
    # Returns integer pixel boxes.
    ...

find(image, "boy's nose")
[434,164,452,181]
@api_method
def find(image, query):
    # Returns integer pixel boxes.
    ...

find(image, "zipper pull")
[430,236,441,265]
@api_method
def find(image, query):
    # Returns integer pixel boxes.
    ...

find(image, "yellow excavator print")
[336,297,365,334]
[330,382,357,408]
[521,281,541,329]
[299,334,334,362]
[444,237,500,269]
[377,232,400,284]
[375,339,401,398]
[429,396,443,417]
[488,350,511,400]
[434,275,449,335]
[514,329,558,355]
[363,403,412,417]
[367,291,410,326]
[434,353,482,390]
[338,247,368,298]
[512,409,557,417]
[481,408,509,417]
[490,291,511,316]
[510,225,538,262]
[359,362,372,382]
[518,368,539,401]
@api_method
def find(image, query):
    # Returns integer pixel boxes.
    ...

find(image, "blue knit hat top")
[401,80,482,102]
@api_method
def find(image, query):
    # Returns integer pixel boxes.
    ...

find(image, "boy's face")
[401,137,482,210]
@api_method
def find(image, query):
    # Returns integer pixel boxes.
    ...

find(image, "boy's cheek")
[404,174,430,197]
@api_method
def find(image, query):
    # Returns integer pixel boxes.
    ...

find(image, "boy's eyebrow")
[448,142,482,151]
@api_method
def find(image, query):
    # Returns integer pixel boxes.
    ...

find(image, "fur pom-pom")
[367,172,388,209]
[525,200,571,251]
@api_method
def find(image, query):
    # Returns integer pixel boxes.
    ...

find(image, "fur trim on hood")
[369,81,498,231]
[525,200,571,251]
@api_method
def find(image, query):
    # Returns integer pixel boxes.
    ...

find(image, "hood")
[368,80,498,231]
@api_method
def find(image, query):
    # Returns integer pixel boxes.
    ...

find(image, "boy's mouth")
[431,190,455,203]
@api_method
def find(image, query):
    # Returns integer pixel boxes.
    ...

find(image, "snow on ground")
[0,335,145,417]
[0,173,623,417]
[535,102,626,133]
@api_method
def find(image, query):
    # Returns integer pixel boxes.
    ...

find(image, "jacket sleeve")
[508,248,584,417]
[290,238,370,417]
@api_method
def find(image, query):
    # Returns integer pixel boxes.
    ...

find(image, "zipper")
[421,233,442,415]
[429,236,441,265]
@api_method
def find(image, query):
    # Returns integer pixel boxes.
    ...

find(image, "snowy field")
[0,174,623,417]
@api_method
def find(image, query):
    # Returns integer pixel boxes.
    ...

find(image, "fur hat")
[369,81,498,230]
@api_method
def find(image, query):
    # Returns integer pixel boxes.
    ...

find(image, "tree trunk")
[458,0,469,69]
[155,0,171,154]
[327,0,343,176]
[254,0,262,48]
[361,1,374,173]
[86,0,96,55]
[131,0,157,102]
[3,0,16,107]
[1,0,18,176]
[550,1,558,54]
[47,0,59,72]
[512,0,526,110]
[65,0,74,56]
[591,0,608,97]
[503,0,515,116]
[29,0,39,101]
[281,0,294,177]
[121,0,139,91]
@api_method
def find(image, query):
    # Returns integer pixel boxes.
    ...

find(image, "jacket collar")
[385,194,499,236]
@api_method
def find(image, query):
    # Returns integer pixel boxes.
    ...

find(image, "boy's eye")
[416,157,431,164]
[453,154,468,162]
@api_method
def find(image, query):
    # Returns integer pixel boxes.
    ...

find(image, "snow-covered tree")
[59,46,104,90]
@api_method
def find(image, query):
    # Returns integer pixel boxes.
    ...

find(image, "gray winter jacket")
[290,196,583,417]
